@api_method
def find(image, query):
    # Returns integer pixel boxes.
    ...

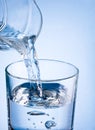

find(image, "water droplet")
[45,120,56,129]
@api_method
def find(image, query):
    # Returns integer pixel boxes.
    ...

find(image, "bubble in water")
[33,123,35,125]
[46,114,49,116]
[27,110,46,116]
[28,118,30,121]
[52,117,55,120]
[45,120,56,129]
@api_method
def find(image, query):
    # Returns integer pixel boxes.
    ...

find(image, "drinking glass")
[5,59,79,130]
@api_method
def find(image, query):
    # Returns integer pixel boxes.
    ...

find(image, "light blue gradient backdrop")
[0,0,95,130]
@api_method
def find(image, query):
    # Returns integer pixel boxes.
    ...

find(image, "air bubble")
[52,117,55,120]
[27,111,45,116]
[45,120,56,129]
[33,123,35,125]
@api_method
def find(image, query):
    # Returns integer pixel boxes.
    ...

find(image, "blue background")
[0,0,95,130]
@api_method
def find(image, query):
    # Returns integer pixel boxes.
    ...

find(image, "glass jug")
[0,0,43,54]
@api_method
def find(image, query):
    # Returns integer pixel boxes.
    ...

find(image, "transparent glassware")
[0,0,7,49]
[5,59,79,130]
[0,0,7,30]
[0,0,43,53]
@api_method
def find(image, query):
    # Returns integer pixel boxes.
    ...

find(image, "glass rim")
[5,59,79,82]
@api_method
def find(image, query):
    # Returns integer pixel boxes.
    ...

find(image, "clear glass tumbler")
[5,59,79,130]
